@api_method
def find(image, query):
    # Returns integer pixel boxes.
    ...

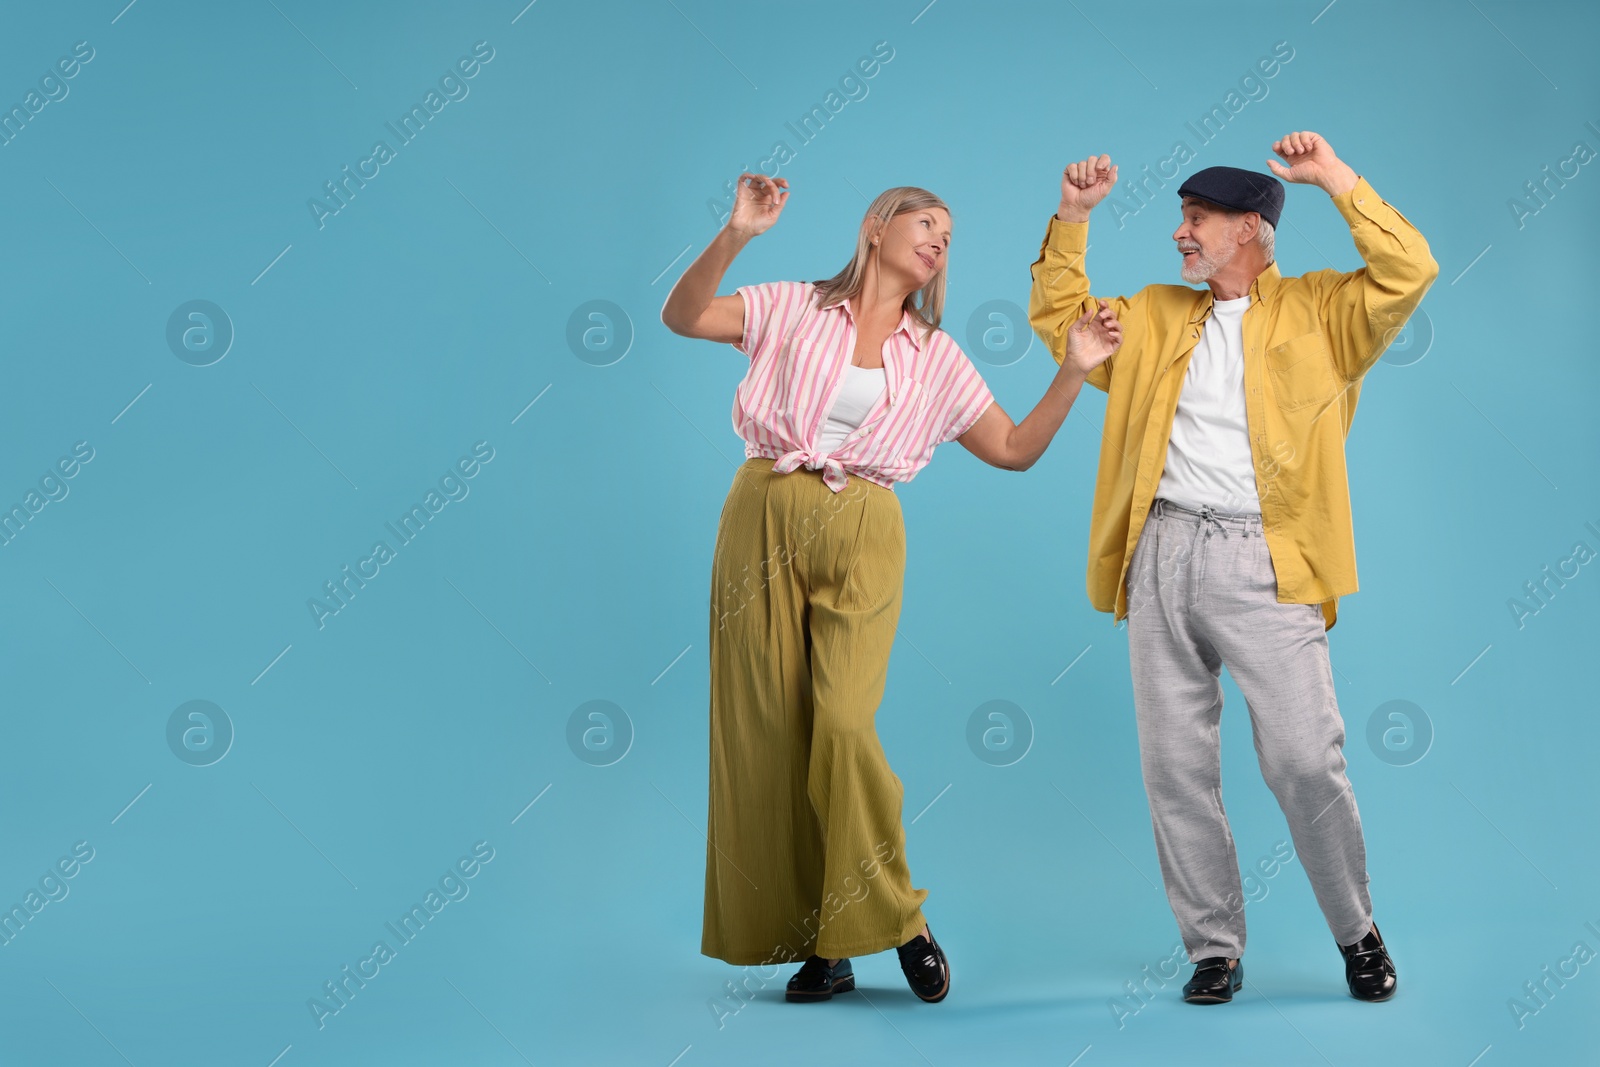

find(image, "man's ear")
[1236,212,1261,246]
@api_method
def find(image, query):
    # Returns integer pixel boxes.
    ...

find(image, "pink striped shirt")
[732,281,994,492]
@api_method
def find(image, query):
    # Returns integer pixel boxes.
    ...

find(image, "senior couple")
[662,132,1439,1007]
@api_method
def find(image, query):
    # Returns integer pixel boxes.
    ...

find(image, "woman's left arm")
[958,300,1120,471]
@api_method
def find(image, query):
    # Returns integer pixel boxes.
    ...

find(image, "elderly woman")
[662,173,1119,1003]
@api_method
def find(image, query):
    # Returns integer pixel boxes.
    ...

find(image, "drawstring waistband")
[1152,497,1262,539]
[1151,498,1262,586]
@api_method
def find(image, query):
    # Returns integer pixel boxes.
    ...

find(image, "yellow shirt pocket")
[1265,332,1341,412]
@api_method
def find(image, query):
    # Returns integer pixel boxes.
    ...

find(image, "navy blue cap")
[1176,166,1285,228]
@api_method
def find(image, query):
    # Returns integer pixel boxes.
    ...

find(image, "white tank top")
[816,364,887,455]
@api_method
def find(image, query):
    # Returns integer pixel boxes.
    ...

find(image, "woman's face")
[874,206,951,289]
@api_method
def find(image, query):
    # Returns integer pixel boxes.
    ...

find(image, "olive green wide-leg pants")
[702,458,929,966]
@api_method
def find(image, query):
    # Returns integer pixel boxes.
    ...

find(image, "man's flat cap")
[1177,167,1285,228]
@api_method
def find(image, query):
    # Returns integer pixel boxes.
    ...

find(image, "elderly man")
[1030,132,1438,1004]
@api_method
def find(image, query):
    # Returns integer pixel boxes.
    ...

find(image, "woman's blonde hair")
[813,186,950,343]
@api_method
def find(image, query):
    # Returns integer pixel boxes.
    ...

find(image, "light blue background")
[0,1,1595,1064]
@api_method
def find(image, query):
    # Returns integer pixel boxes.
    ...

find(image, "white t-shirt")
[816,364,887,455]
[1155,294,1261,514]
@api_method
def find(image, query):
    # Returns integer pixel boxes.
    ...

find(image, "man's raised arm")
[1029,155,1136,393]
[1266,131,1440,381]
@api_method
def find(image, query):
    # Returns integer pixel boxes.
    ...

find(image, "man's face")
[1172,199,1247,284]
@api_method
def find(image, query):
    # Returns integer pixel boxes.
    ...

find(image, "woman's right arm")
[661,173,789,343]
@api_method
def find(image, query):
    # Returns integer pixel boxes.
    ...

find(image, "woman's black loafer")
[785,956,856,1002]
[895,928,951,1003]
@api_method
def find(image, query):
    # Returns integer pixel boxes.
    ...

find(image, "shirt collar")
[836,295,926,351]
[1187,262,1283,323]
[895,309,926,351]
[1251,261,1283,305]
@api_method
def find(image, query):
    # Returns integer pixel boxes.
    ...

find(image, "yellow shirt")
[1029,176,1439,630]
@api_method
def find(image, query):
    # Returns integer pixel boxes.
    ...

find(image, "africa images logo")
[307,41,496,230]
[307,441,496,630]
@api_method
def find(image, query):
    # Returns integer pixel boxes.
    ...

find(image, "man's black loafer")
[1182,957,1243,1004]
[1338,923,1397,1001]
[785,956,855,1002]
[895,927,951,1003]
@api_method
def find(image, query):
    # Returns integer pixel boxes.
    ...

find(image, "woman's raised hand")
[726,173,790,239]
[1065,299,1122,376]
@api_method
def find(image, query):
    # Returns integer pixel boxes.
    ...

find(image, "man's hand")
[1058,155,1118,223]
[1266,131,1358,197]
[1064,299,1121,377]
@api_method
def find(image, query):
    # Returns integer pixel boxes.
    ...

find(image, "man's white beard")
[1180,240,1236,284]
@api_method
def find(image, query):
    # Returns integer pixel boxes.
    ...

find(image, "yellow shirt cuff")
[1044,215,1090,256]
